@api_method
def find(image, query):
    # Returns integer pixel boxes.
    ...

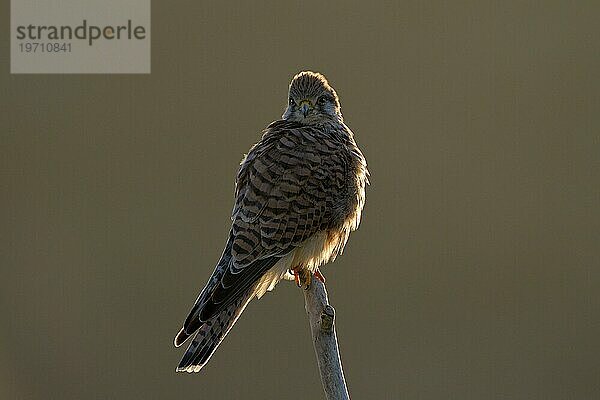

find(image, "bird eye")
[318,96,327,105]
[289,98,295,106]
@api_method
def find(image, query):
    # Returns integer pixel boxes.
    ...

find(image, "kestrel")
[174,71,369,372]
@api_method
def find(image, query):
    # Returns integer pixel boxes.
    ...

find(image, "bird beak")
[299,100,312,117]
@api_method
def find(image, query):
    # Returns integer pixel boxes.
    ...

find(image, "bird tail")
[175,288,254,372]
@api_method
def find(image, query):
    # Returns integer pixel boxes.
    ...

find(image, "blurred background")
[2,1,599,399]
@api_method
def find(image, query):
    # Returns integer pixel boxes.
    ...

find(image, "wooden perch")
[303,275,350,400]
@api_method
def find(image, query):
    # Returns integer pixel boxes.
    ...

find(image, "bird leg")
[314,268,326,284]
[290,266,312,290]
[292,269,301,287]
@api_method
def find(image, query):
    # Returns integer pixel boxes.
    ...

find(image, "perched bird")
[174,71,369,372]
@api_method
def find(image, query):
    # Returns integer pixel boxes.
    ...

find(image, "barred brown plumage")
[174,71,369,373]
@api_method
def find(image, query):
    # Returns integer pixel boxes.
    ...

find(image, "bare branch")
[303,275,350,400]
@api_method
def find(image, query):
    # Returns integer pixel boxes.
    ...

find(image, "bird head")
[282,71,343,125]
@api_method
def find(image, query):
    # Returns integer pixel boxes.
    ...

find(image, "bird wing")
[198,121,349,320]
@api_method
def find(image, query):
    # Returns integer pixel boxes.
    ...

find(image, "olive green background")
[2,2,599,399]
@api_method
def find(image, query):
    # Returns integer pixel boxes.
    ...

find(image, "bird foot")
[289,268,326,289]
[314,269,326,284]
[292,269,301,287]
[290,268,312,290]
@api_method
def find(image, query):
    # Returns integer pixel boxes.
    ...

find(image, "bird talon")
[302,272,311,290]
[291,267,312,289]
